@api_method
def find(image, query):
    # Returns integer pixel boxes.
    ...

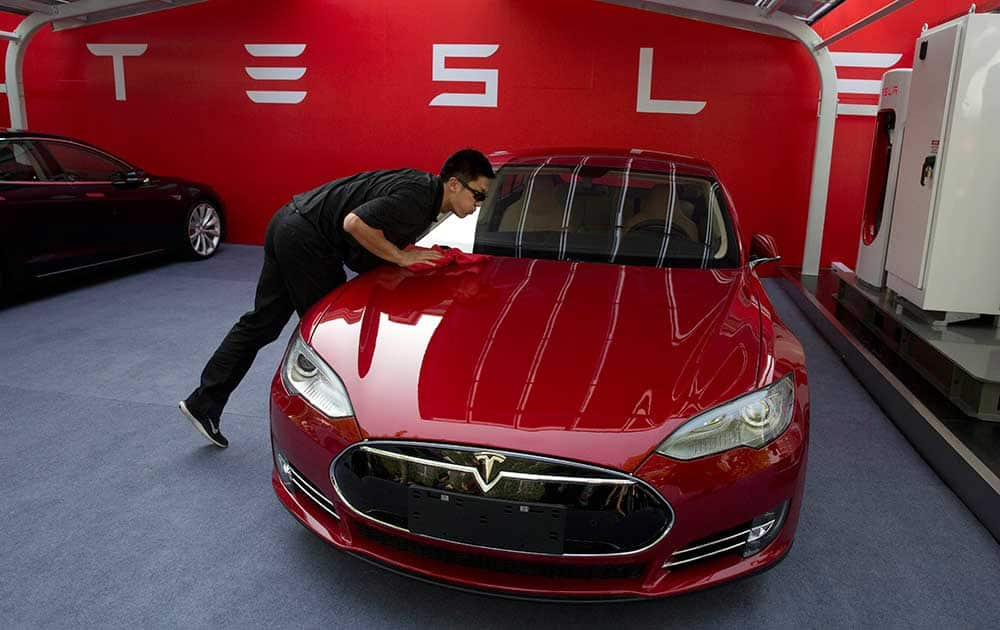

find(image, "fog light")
[742,500,788,557]
[275,450,295,493]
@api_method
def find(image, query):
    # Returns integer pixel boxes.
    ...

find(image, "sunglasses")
[457,178,488,203]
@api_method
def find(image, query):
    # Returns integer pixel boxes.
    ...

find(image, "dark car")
[0,131,224,294]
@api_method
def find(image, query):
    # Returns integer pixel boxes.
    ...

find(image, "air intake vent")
[287,462,339,520]
[357,523,647,580]
[663,521,752,569]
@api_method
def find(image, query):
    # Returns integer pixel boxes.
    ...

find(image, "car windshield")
[472,161,740,269]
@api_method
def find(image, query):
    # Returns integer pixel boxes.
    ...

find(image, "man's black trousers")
[185,204,347,422]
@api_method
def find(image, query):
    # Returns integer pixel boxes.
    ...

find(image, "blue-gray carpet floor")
[1,245,997,628]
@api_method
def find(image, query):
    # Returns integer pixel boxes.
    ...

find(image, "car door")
[39,139,169,258]
[0,138,97,278]
[107,171,187,254]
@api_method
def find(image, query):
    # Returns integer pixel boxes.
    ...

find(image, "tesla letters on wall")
[82,41,709,114]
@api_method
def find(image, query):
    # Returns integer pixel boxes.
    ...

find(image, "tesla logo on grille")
[473,452,506,489]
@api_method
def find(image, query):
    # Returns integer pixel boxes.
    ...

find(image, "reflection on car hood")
[308,256,762,471]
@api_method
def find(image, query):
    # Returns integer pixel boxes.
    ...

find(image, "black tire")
[181,200,225,260]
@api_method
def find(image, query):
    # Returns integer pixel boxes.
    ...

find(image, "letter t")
[86,44,149,101]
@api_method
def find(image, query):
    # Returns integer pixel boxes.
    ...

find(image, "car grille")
[663,520,753,569]
[356,522,647,580]
[331,441,673,556]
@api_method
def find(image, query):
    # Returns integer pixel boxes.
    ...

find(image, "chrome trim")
[0,180,78,185]
[1,136,132,183]
[34,249,168,278]
[671,528,751,555]
[28,137,133,172]
[287,465,340,521]
[663,540,746,568]
[329,439,675,559]
[360,445,636,494]
[0,179,138,185]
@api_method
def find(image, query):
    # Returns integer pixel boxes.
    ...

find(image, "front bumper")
[269,373,808,599]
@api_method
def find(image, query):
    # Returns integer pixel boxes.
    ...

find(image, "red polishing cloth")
[403,245,489,271]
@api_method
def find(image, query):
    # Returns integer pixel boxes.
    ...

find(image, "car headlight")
[280,331,355,418]
[655,374,795,460]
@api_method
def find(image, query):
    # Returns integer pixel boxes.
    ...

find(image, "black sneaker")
[178,400,228,448]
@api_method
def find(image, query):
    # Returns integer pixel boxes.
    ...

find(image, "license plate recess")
[407,486,566,554]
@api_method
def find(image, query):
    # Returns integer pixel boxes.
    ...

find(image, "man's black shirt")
[290,169,443,272]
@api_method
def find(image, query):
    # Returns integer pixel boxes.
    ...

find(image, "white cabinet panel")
[885,22,961,289]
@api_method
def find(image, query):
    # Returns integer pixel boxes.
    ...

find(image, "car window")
[473,164,739,269]
[40,141,129,181]
[0,140,51,182]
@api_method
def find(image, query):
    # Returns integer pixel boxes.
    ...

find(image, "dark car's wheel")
[183,200,224,259]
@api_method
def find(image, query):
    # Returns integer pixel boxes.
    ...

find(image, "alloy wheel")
[187,202,222,257]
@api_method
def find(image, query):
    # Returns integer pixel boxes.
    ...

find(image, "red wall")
[2,0,995,267]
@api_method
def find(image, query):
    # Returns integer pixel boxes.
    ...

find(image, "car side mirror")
[113,169,147,186]
[749,233,781,269]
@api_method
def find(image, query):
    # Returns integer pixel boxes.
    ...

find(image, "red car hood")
[308,257,763,472]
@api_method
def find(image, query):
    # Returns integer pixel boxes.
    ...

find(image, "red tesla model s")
[269,148,808,599]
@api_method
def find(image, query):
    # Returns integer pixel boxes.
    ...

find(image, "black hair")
[440,148,495,182]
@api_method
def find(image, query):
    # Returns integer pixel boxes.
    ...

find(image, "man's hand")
[343,211,430,267]
[398,246,443,268]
